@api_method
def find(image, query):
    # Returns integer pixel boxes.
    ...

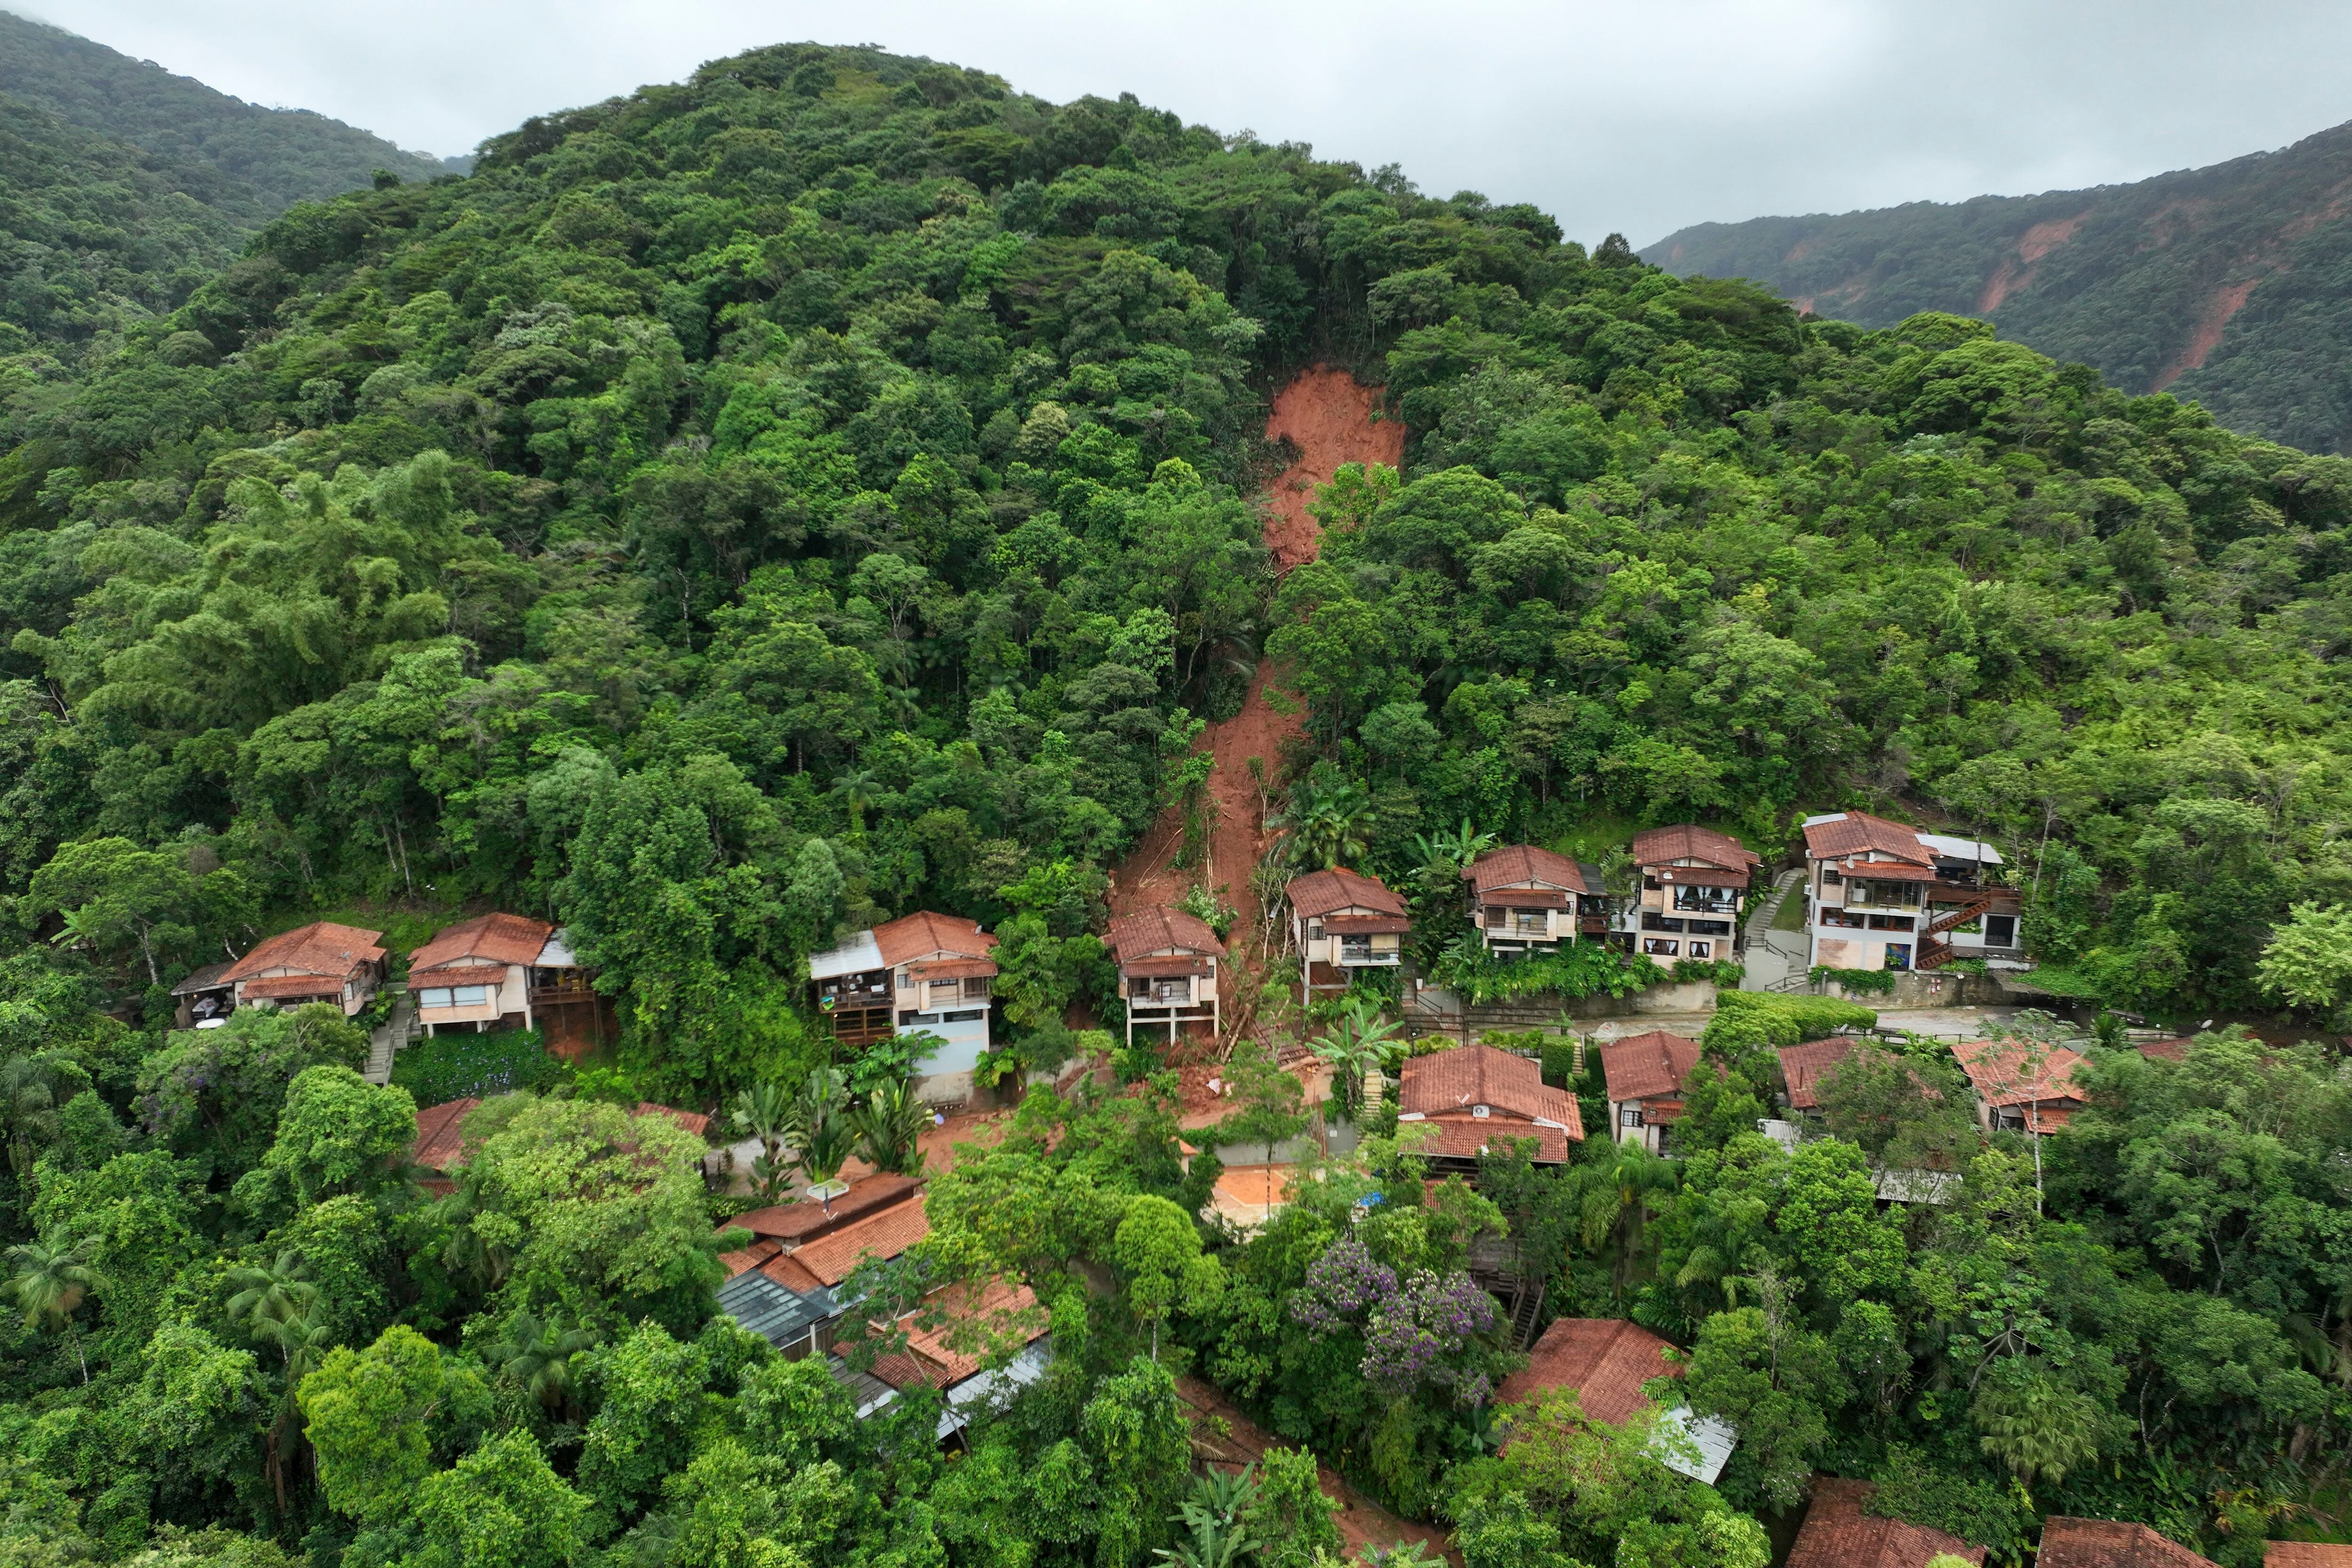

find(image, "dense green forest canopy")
[1645,119,2352,455]
[0,9,447,353]
[1,35,2352,1568]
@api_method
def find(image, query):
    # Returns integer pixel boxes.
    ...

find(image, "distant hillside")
[0,8,450,349]
[1645,121,2352,453]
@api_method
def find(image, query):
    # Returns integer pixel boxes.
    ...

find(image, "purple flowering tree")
[1291,1237,1499,1405]
[1362,1270,1499,1404]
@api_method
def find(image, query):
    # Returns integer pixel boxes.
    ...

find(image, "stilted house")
[407,914,604,1045]
[1285,868,1408,1009]
[1802,812,2013,973]
[1619,825,1762,960]
[808,913,999,1101]
[1105,907,1224,1047]
[1397,1041,1582,1169]
[1462,846,1607,955]
[1599,1029,1702,1153]
[220,922,386,1016]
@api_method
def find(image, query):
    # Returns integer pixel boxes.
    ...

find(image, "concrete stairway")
[363,995,414,1085]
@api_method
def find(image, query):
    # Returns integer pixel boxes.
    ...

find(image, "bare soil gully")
[1105,369,1405,1053]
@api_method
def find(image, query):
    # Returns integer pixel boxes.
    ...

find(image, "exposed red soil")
[1177,1376,1457,1561]
[2018,212,2089,263]
[1976,212,2089,315]
[1261,367,1407,570]
[2154,277,2258,388]
[1105,368,1405,1050]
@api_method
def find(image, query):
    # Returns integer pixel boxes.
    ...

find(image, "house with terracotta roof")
[1779,1037,1864,1112]
[2268,1544,2352,1566]
[1953,1038,2086,1134]
[1619,824,1761,961]
[221,921,387,1017]
[716,1177,932,1359]
[1600,1029,1702,1152]
[1785,1478,1983,1568]
[1397,1041,1582,1168]
[1802,812,2012,974]
[867,1277,1055,1441]
[409,1097,479,1195]
[1495,1317,1734,1483]
[808,913,999,1100]
[1286,868,1409,1009]
[2036,1518,2215,1567]
[1460,846,1607,956]
[407,914,602,1042]
[1105,907,1224,1048]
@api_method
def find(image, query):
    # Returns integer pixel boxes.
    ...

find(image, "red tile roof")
[1496,1318,1683,1425]
[409,912,553,974]
[718,1237,781,1279]
[224,921,386,983]
[1285,868,1407,919]
[1463,845,1589,896]
[239,974,352,1000]
[1105,907,1225,962]
[905,957,998,982]
[758,1251,830,1296]
[1601,1030,1702,1103]
[880,1279,1047,1388]
[1780,1038,1861,1111]
[1803,812,1931,863]
[1407,1116,1573,1164]
[1953,1039,2086,1117]
[1631,824,1762,873]
[2035,1518,2215,1567]
[2268,1546,2352,1566]
[791,1191,930,1286]
[2136,1037,2192,1062]
[1786,1479,1984,1568]
[636,1103,711,1138]
[411,1098,480,1172]
[1401,1042,1581,1133]
[728,1174,922,1242]
[873,912,997,967]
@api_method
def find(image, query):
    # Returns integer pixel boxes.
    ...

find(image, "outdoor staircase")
[1740,870,1814,993]
[363,996,415,1086]
[1507,1280,1547,1350]
[1915,893,1995,972]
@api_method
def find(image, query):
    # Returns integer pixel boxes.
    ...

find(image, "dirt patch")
[1261,367,1408,571]
[2154,277,2258,388]
[1176,1375,1457,1561]
[1106,367,1406,1048]
[2018,212,2089,263]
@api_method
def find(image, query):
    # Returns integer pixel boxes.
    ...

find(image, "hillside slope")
[0,8,449,349]
[1644,120,2352,453]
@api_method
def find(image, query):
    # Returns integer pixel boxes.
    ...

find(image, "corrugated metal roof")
[808,930,885,981]
[715,1267,834,1348]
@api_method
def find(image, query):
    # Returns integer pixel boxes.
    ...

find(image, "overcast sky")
[28,0,2352,245]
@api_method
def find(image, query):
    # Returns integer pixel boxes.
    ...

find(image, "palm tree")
[1565,1141,1679,1302]
[728,1080,796,1204]
[1311,995,1406,1124]
[789,1068,857,1192]
[435,1188,514,1297]
[485,1307,600,1417]
[849,1078,930,1177]
[225,1250,320,1335]
[249,1305,331,1512]
[5,1231,107,1381]
[828,768,882,833]
[0,1056,66,1199]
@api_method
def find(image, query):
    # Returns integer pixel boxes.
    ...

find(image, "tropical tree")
[789,1067,857,1190]
[727,1079,796,1203]
[1310,993,1406,1124]
[485,1307,601,1417]
[226,1250,320,1335]
[2256,901,2352,1017]
[848,1077,929,1178]
[3,1229,106,1380]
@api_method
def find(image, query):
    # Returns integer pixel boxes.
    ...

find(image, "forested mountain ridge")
[1644,119,2352,454]
[0,8,448,350]
[4,35,2352,1568]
